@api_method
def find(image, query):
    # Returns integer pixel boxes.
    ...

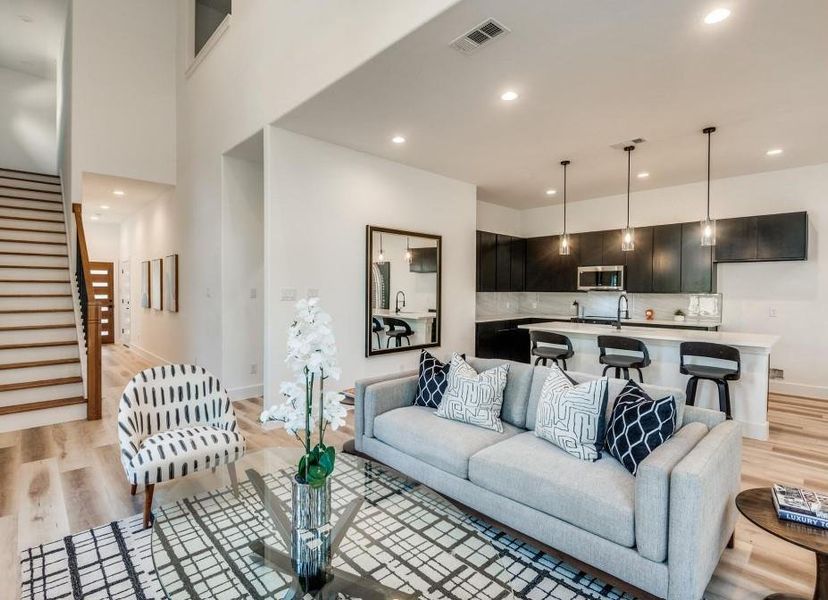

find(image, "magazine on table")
[772,484,828,530]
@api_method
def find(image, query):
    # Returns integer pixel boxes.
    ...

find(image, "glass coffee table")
[151,450,511,599]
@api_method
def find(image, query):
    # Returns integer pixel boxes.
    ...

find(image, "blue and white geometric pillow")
[534,372,609,462]
[605,380,677,475]
[436,353,509,432]
[413,350,453,409]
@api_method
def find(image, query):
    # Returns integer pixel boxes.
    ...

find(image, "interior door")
[119,260,131,345]
[90,261,115,344]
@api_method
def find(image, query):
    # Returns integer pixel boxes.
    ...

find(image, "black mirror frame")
[365,225,442,357]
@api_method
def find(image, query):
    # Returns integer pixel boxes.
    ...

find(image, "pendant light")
[377,233,385,262]
[404,237,412,263]
[700,126,717,246]
[621,145,635,252]
[559,160,571,255]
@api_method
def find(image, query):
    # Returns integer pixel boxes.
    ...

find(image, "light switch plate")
[281,288,297,301]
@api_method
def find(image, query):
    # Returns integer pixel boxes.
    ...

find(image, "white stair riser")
[0,281,70,294]
[0,170,59,184]
[0,362,81,385]
[0,178,61,192]
[0,197,63,212]
[0,267,69,279]
[0,344,79,363]
[0,254,68,267]
[0,241,66,255]
[0,326,77,345]
[0,228,66,243]
[0,207,64,221]
[0,312,76,327]
[0,217,64,232]
[0,296,74,310]
[0,381,84,407]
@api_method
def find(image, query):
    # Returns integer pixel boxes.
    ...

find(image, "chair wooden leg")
[143,484,155,529]
[130,483,137,496]
[227,462,239,498]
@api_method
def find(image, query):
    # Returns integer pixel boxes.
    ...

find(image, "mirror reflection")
[366,226,441,355]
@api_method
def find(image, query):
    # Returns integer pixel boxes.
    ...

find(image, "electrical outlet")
[506,302,511,309]
[531,302,538,309]
[769,307,777,317]
[249,363,257,375]
[769,368,784,380]
[281,288,297,301]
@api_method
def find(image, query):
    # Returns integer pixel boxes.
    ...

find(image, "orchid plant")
[260,298,348,487]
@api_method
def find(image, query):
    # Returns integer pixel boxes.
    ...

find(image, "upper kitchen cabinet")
[496,234,512,292]
[714,217,757,262]
[477,231,497,292]
[510,237,526,291]
[625,226,654,293]
[681,222,713,293]
[578,231,604,266]
[525,235,557,292]
[602,230,626,267]
[652,224,682,293]
[714,212,808,262]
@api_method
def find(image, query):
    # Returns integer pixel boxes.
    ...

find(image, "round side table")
[736,488,828,599]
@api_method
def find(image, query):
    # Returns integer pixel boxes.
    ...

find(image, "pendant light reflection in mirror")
[700,126,717,246]
[559,160,571,255]
[377,232,386,262]
[404,237,412,263]
[621,145,635,252]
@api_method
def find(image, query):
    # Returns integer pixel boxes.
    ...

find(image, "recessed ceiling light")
[391,135,406,144]
[637,172,650,179]
[500,90,519,102]
[90,215,100,221]
[704,8,731,24]
[766,148,783,156]
[545,189,556,196]
[113,189,125,196]
[100,205,110,210]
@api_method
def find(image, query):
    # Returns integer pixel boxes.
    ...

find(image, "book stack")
[772,484,828,530]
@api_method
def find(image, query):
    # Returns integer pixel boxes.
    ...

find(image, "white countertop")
[519,321,779,350]
[476,313,721,328]
[374,309,435,320]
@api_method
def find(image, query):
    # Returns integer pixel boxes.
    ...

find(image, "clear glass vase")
[290,475,332,592]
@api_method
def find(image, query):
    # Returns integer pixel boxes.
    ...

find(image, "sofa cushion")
[468,431,636,547]
[468,358,533,428]
[373,405,522,479]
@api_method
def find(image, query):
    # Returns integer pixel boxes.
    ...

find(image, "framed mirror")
[366,226,441,356]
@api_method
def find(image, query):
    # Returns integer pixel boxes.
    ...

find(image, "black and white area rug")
[20,477,634,600]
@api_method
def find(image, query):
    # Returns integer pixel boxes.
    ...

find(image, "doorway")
[90,261,115,344]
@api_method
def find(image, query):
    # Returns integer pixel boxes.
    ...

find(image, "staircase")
[0,167,86,429]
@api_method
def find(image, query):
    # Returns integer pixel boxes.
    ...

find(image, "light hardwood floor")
[1,343,825,599]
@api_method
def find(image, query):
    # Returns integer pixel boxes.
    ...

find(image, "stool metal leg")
[622,367,630,380]
[614,367,621,379]
[718,380,733,419]
[685,377,699,406]
[636,368,644,383]
[534,356,541,366]
[562,359,568,371]
[602,365,610,377]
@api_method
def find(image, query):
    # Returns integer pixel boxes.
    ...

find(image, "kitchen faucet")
[395,291,406,314]
[615,293,629,330]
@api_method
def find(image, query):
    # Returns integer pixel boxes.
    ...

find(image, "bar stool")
[530,331,574,369]
[383,317,413,348]
[680,342,741,419]
[597,336,651,382]
[371,317,384,348]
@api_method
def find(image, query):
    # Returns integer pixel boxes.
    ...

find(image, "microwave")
[577,265,625,291]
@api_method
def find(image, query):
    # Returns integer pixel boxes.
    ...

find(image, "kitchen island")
[519,321,779,440]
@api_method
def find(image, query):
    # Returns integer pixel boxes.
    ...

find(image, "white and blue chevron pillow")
[413,350,453,409]
[534,366,609,461]
[605,380,677,475]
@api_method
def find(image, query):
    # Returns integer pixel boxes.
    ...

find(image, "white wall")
[265,128,476,404]
[476,200,522,236]
[0,66,57,174]
[517,163,828,397]
[83,220,122,342]
[221,154,264,398]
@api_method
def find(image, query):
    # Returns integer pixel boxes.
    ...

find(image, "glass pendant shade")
[700,218,717,246]
[559,233,571,256]
[621,227,635,252]
[404,237,412,263]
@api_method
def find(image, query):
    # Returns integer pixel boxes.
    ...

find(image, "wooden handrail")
[71,203,101,420]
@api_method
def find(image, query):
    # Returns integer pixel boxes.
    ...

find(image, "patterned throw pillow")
[534,367,609,461]
[605,380,677,475]
[436,354,509,432]
[413,350,452,408]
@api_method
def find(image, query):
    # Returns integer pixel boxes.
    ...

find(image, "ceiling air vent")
[450,19,510,55]
[610,138,647,150]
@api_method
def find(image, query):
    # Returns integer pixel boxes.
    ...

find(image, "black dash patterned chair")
[597,335,651,382]
[118,364,246,528]
[530,331,575,369]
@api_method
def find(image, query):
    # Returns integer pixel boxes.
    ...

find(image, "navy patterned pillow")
[605,380,677,475]
[413,351,454,409]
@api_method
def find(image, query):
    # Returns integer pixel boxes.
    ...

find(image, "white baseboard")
[126,343,173,366]
[770,380,828,400]
[228,383,263,401]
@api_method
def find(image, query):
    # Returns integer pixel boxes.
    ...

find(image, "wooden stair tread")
[0,226,65,234]
[0,358,80,370]
[0,194,62,205]
[0,323,75,331]
[0,293,71,297]
[0,167,59,180]
[0,308,73,313]
[0,376,82,392]
[0,264,67,269]
[0,396,85,416]
[0,216,64,224]
[0,251,67,257]
[0,279,69,283]
[0,186,60,195]
[0,173,60,185]
[0,239,66,246]
[0,204,63,214]
[0,340,77,350]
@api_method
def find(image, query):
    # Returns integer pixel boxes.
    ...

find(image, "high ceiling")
[277,0,828,209]
[0,0,67,79]
[82,173,173,225]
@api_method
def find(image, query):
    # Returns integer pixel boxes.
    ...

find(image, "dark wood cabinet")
[714,217,757,262]
[525,235,557,292]
[625,226,653,293]
[510,237,526,291]
[578,231,604,266]
[601,229,626,267]
[756,212,807,261]
[475,319,534,363]
[681,222,713,293]
[496,234,512,292]
[553,235,579,291]
[475,321,499,358]
[477,231,497,292]
[652,224,682,293]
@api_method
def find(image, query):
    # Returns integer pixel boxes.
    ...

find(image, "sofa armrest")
[682,405,726,430]
[635,422,708,563]
[666,420,741,600]
[354,371,417,449]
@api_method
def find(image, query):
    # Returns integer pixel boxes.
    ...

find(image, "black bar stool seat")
[597,335,651,382]
[531,331,574,369]
[680,342,741,419]
[383,317,413,348]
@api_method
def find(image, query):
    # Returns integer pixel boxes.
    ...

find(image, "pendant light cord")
[703,126,716,220]
[561,160,570,236]
[624,146,634,228]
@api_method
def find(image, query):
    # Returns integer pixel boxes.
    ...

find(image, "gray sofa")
[353,358,741,600]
